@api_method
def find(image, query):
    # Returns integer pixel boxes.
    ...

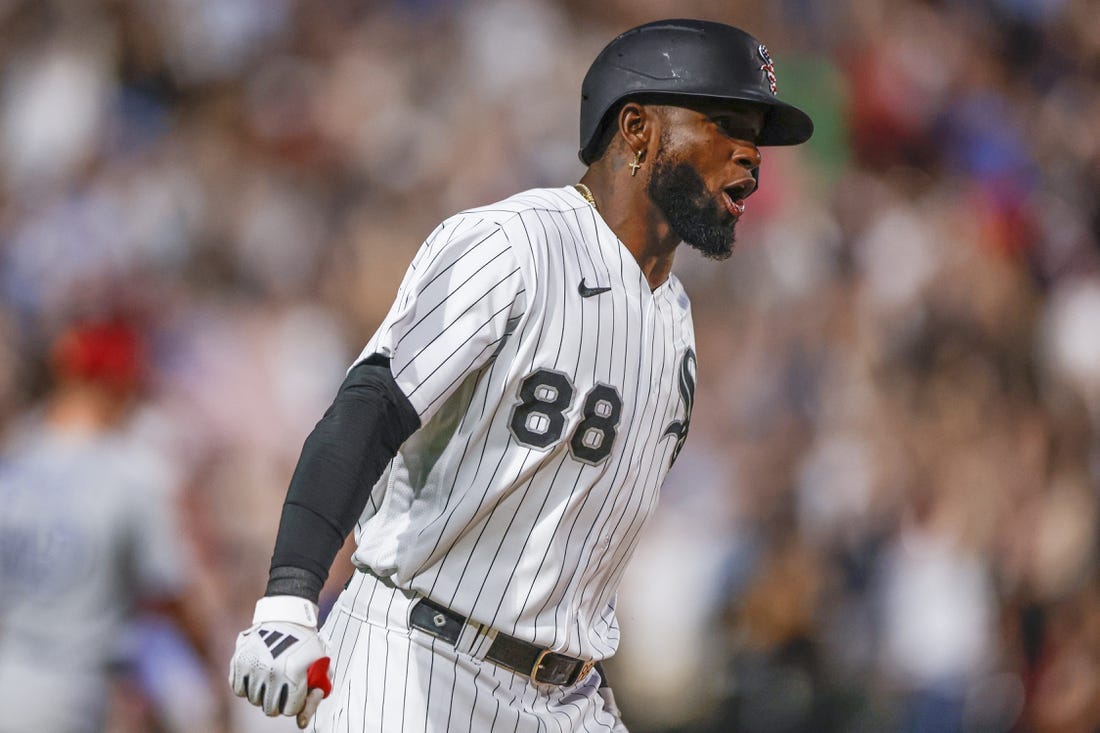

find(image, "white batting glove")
[229,596,333,728]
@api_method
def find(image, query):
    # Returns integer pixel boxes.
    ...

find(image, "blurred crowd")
[0,0,1096,731]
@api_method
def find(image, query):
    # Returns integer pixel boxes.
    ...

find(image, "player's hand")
[228,596,332,728]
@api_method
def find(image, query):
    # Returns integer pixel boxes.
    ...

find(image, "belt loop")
[465,623,497,661]
[455,620,490,659]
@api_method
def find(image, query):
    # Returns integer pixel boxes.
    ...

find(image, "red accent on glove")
[307,657,332,698]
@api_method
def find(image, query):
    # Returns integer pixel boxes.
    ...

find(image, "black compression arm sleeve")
[265,355,420,602]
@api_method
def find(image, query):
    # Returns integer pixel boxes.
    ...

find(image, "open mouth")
[722,188,747,218]
[721,178,754,218]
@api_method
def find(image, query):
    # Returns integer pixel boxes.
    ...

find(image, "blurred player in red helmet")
[0,318,220,733]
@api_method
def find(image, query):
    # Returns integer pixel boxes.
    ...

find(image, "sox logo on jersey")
[309,185,696,732]
[662,347,696,465]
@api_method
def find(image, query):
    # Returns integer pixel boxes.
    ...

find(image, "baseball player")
[0,320,213,733]
[230,19,812,732]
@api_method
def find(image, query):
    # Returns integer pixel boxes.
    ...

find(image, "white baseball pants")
[308,570,621,733]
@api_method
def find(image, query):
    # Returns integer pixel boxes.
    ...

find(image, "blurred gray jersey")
[349,186,697,661]
[0,420,189,733]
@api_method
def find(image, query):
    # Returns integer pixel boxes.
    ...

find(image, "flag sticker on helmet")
[758,44,778,94]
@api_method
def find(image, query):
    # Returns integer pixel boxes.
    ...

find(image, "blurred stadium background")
[0,0,1097,731]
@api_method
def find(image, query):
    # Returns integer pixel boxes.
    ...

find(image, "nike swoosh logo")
[578,278,612,298]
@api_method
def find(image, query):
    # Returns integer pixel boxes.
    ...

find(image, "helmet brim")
[727,91,814,147]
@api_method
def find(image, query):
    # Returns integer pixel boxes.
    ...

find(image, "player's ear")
[618,102,655,166]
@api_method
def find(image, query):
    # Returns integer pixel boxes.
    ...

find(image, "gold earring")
[630,149,643,176]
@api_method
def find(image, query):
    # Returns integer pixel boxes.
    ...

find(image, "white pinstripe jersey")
[350,186,697,661]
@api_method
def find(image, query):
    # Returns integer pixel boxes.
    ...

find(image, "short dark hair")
[585,101,627,164]
[584,94,671,164]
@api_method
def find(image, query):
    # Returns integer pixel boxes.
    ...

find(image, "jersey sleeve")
[355,215,527,423]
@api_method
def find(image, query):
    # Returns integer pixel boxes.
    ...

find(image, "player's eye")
[712,117,757,142]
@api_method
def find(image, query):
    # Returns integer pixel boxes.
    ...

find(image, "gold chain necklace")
[574,183,597,211]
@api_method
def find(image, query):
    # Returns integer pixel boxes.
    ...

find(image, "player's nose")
[733,143,762,172]
[730,144,761,196]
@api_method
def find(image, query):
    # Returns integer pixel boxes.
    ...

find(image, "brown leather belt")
[409,597,595,686]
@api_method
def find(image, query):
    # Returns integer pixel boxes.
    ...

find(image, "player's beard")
[647,154,736,260]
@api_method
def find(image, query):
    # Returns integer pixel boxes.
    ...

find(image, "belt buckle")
[530,650,596,686]
[530,649,553,685]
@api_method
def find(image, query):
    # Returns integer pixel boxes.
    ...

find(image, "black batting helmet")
[579,19,814,165]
